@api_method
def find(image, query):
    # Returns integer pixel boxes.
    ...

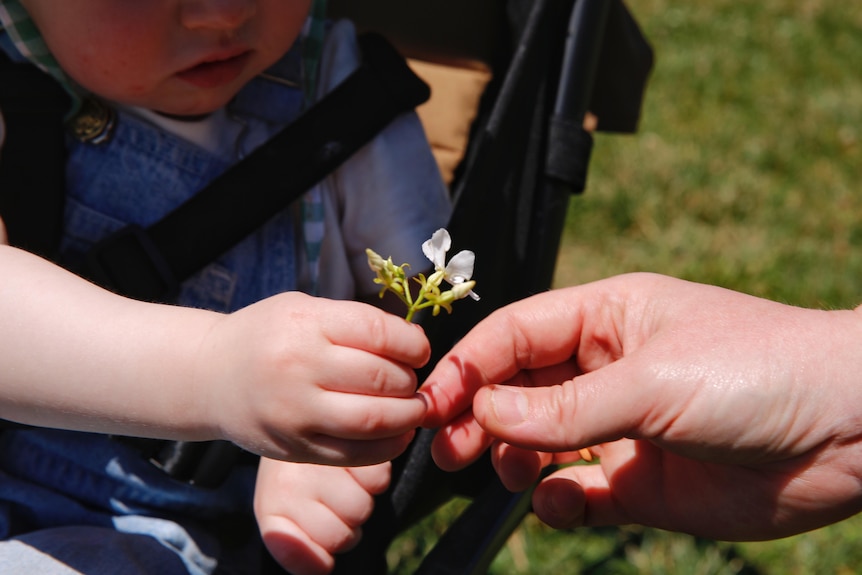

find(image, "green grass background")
[557,0,862,309]
[390,1,862,573]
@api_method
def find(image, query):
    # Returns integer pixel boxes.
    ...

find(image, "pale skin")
[254,459,392,575]
[2,1,421,572]
[421,272,862,541]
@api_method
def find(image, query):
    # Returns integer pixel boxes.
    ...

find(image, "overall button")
[68,97,116,144]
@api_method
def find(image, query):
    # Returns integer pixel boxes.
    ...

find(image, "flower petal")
[422,228,451,270]
[444,250,475,283]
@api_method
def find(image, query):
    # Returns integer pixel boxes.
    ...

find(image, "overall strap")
[0,49,69,258]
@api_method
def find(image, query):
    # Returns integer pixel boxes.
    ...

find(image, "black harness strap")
[0,51,69,258]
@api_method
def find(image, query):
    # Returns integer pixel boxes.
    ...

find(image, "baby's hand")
[198,292,429,465]
[254,458,390,575]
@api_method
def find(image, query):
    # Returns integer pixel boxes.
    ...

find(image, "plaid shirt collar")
[0,0,78,110]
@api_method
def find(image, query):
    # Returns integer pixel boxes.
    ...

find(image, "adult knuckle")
[501,309,536,372]
[552,381,582,445]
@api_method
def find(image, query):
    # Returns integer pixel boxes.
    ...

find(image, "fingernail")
[491,387,528,426]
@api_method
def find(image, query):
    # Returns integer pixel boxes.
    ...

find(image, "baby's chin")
[148,98,232,119]
[99,97,228,120]
[116,87,240,119]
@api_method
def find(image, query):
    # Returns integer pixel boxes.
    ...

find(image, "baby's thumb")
[472,365,648,452]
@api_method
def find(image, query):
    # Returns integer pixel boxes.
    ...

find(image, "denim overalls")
[0,34,309,575]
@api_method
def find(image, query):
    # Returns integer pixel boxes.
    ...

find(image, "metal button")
[68,97,116,144]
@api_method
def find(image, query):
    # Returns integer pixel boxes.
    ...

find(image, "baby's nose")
[180,0,257,31]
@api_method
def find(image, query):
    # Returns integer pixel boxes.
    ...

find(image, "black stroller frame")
[325,0,653,573]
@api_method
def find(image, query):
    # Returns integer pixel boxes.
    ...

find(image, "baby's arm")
[0,244,221,438]
[0,244,429,466]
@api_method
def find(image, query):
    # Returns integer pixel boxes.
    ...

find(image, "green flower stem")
[402,277,414,308]
[404,282,430,323]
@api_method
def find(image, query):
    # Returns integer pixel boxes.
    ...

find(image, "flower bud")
[450,280,477,300]
[366,248,387,272]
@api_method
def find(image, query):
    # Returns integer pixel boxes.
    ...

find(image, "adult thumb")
[472,362,650,452]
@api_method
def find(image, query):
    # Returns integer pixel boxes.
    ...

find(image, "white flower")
[421,228,480,301]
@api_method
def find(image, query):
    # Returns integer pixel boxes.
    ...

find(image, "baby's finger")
[315,471,379,529]
[347,462,392,495]
[306,430,417,467]
[315,393,426,440]
[285,502,361,554]
[320,301,430,367]
[320,346,419,397]
[260,515,336,575]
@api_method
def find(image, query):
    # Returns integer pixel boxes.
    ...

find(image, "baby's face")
[20,0,313,116]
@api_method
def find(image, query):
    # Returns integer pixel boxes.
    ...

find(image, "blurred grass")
[556,0,862,309]
[389,1,862,573]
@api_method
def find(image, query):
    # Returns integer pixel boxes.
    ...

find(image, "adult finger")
[530,464,624,529]
[490,442,552,492]
[430,410,495,471]
[471,357,655,453]
[491,442,592,493]
[421,288,607,429]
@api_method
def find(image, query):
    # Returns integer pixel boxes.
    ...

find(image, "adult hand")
[421,273,862,540]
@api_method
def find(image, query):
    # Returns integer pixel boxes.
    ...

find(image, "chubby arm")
[420,272,862,540]
[0,244,430,466]
[0,243,220,439]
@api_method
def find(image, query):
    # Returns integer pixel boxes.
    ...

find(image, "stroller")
[323,0,654,573]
